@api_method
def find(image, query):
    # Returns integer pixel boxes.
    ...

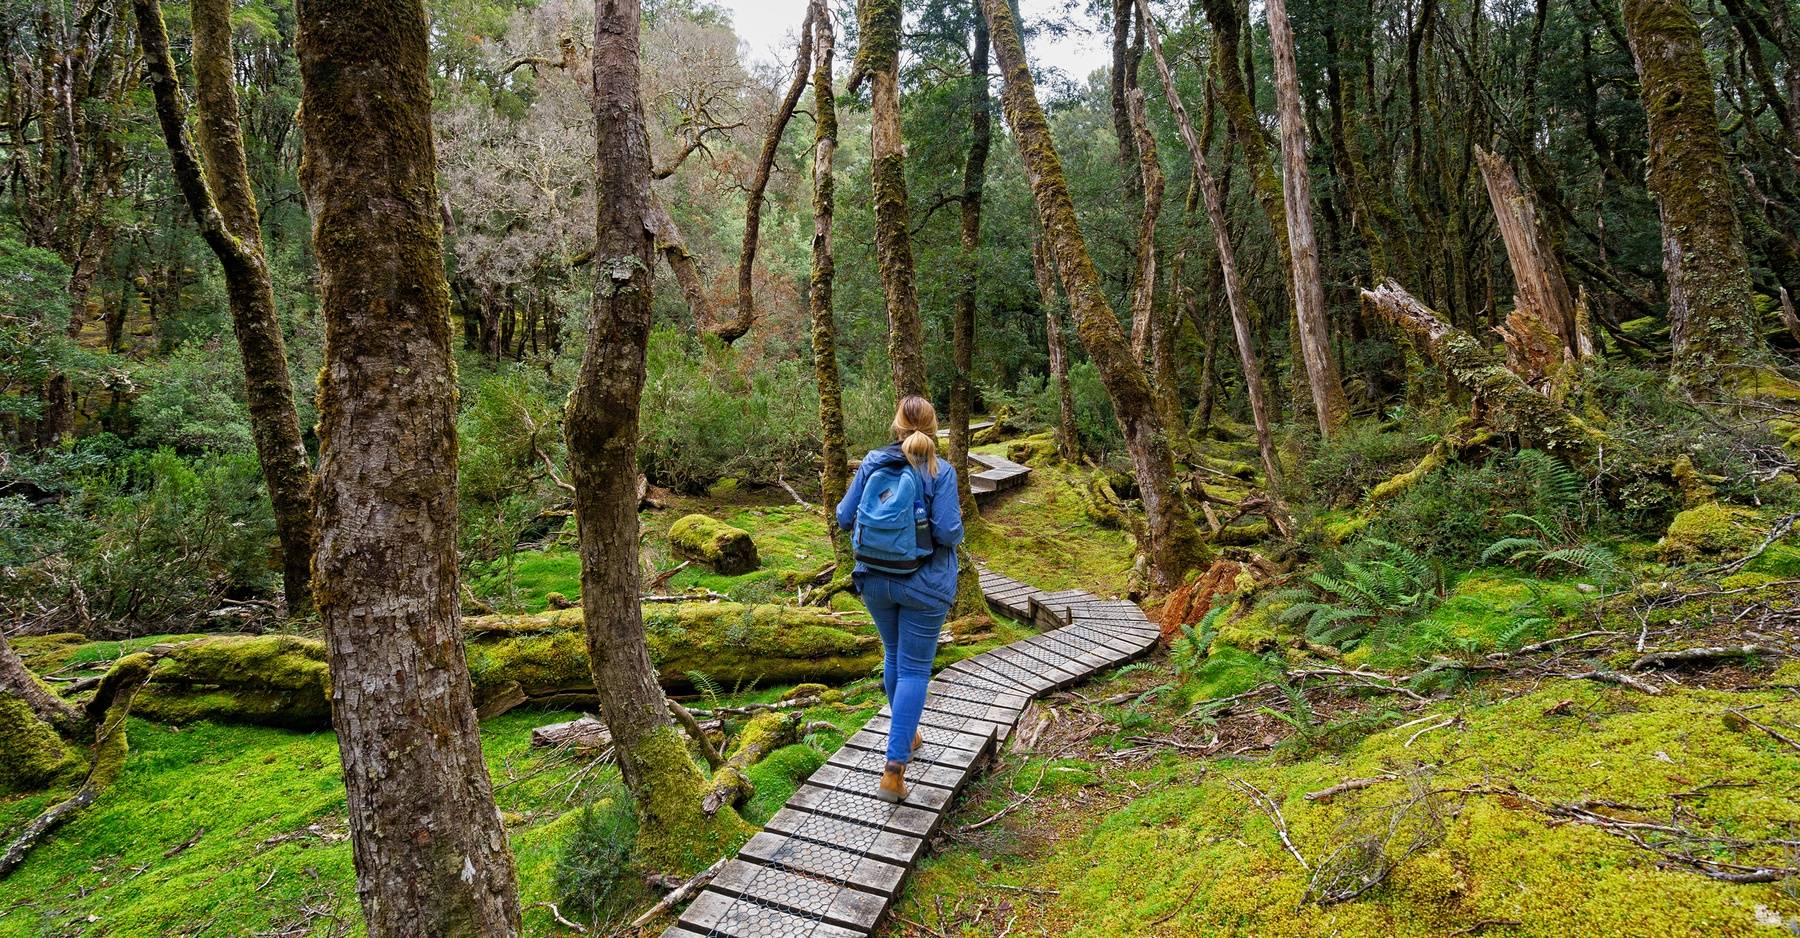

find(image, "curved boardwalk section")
[663,570,1159,938]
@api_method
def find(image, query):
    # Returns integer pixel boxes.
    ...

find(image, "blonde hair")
[892,395,939,473]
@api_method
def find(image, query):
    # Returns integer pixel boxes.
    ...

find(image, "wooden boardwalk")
[662,570,1159,938]
[968,452,1030,500]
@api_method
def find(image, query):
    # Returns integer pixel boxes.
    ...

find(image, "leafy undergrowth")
[899,667,1800,937]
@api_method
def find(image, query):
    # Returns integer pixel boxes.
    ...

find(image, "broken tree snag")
[567,0,751,872]
[1360,280,1621,459]
[985,0,1203,588]
[296,0,523,928]
[717,4,815,345]
[1622,0,1760,386]
[702,711,800,815]
[1265,0,1349,436]
[1475,147,1587,362]
[1136,0,1282,490]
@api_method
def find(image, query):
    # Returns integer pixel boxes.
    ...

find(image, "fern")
[1516,448,1583,523]
[686,669,722,708]
[1481,536,1546,564]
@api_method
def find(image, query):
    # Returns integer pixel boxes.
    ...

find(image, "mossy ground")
[964,445,1137,595]
[900,675,1800,937]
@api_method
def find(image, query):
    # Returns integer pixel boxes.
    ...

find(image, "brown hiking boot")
[876,760,909,803]
[913,730,923,753]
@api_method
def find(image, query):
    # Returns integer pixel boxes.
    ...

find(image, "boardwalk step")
[662,571,1158,938]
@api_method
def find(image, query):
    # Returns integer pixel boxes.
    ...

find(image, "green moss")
[1362,572,1588,668]
[668,513,760,574]
[623,724,752,874]
[740,743,825,825]
[965,457,1136,594]
[1181,646,1278,704]
[1659,502,1762,561]
[135,635,332,729]
[0,693,80,793]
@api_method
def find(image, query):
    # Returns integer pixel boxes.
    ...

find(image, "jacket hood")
[864,443,910,470]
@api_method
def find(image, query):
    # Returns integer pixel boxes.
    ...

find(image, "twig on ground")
[1405,716,1455,748]
[1232,779,1309,871]
[640,589,730,603]
[1304,775,1397,802]
[1713,512,1800,575]
[542,901,588,933]
[1569,669,1663,695]
[1726,709,1800,753]
[777,476,818,510]
[628,857,726,928]
[1631,644,1781,671]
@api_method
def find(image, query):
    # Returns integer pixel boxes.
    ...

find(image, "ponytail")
[891,395,940,474]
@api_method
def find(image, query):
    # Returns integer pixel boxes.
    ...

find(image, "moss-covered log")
[87,603,881,730]
[669,514,760,574]
[702,710,801,814]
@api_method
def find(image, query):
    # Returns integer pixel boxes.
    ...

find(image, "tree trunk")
[1137,0,1282,489]
[1110,0,1144,226]
[1265,0,1349,435]
[1475,147,1588,361]
[809,0,852,565]
[985,0,1201,589]
[1126,87,1163,365]
[861,0,927,396]
[567,0,750,874]
[294,1,522,932]
[1031,218,1078,461]
[134,0,316,617]
[717,5,814,345]
[647,194,712,331]
[951,8,991,519]
[1621,0,1759,386]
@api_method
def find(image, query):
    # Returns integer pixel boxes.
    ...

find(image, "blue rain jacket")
[835,444,964,609]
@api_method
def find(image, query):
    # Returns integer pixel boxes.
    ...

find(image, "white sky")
[719,0,1110,85]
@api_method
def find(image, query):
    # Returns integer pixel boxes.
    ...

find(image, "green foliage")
[553,788,645,924]
[1171,602,1226,679]
[1274,539,1440,649]
[1297,419,1435,508]
[1362,449,1605,567]
[0,238,77,423]
[129,342,255,454]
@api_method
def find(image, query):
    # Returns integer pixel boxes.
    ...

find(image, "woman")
[835,395,964,802]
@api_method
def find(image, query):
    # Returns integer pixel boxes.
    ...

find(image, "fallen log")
[1630,644,1781,671]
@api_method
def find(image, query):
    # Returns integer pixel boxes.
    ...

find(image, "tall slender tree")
[950,5,991,518]
[564,0,750,871]
[295,0,521,932]
[1031,217,1079,461]
[809,0,851,562]
[1266,0,1349,434]
[854,0,927,395]
[132,0,316,616]
[1621,0,1760,386]
[984,0,1200,588]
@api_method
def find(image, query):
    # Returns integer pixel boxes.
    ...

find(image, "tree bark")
[951,8,991,519]
[1126,87,1163,366]
[132,0,316,616]
[717,5,815,345]
[566,0,750,873]
[985,0,1201,588]
[1266,0,1349,435]
[1031,217,1079,461]
[1475,147,1588,361]
[862,0,927,396]
[1621,0,1760,386]
[295,1,521,932]
[808,0,853,565]
[1136,0,1282,489]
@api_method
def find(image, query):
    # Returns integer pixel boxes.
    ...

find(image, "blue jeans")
[860,574,946,763]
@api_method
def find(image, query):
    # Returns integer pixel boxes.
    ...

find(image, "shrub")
[639,330,821,491]
[553,788,644,924]
[1295,417,1435,508]
[130,342,256,455]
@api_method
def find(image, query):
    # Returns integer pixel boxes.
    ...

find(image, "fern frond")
[1481,536,1545,564]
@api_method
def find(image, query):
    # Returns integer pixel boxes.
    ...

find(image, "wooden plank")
[924,680,1030,711]
[788,784,941,838]
[676,888,866,938]
[709,859,888,931]
[942,659,1039,693]
[984,644,1088,682]
[763,806,925,866]
[826,746,971,791]
[737,831,908,897]
[867,711,1010,748]
[840,730,985,770]
[857,717,994,755]
[807,762,954,812]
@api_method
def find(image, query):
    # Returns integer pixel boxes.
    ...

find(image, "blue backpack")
[853,462,935,575]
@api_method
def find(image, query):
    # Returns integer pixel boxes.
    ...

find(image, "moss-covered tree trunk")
[294,1,521,932]
[858,0,927,396]
[1475,147,1588,362]
[809,0,852,567]
[951,7,991,520]
[1621,0,1760,386]
[985,0,1201,589]
[717,5,814,345]
[1126,87,1163,366]
[133,0,316,616]
[1031,217,1079,461]
[566,0,749,874]
[1138,0,1282,489]
[1266,0,1349,435]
